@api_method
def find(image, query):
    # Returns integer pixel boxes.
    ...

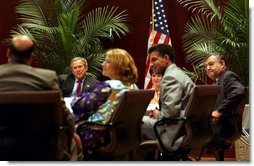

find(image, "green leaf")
[10,0,129,77]
[178,0,249,86]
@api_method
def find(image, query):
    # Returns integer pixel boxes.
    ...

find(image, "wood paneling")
[0,0,192,88]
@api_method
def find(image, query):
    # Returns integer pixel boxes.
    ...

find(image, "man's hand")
[149,109,160,119]
[211,110,222,121]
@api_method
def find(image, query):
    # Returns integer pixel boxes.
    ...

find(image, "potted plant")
[177,0,249,86]
[9,0,129,78]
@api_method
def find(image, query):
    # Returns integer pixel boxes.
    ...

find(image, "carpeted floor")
[234,138,249,161]
[188,138,249,161]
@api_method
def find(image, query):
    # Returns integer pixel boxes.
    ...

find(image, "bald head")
[8,35,34,60]
[12,35,33,51]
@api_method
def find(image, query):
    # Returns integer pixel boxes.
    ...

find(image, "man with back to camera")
[60,57,98,97]
[0,35,83,160]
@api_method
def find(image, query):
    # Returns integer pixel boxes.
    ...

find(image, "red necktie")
[76,80,82,96]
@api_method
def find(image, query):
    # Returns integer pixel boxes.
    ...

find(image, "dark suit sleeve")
[82,76,99,93]
[217,72,245,115]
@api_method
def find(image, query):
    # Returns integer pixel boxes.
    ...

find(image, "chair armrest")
[154,117,188,127]
[76,120,122,129]
[153,117,188,152]
[59,125,70,131]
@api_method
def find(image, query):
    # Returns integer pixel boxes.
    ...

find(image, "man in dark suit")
[0,35,82,160]
[204,54,245,152]
[60,57,98,97]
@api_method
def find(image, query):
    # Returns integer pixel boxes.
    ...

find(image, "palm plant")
[10,0,129,78]
[177,0,249,86]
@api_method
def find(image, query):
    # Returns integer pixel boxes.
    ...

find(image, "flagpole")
[151,0,155,46]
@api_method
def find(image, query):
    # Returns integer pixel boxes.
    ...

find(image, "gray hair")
[205,53,227,66]
[70,57,88,67]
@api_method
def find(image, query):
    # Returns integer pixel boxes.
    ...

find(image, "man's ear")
[27,53,34,65]
[221,60,226,65]
[164,54,171,62]
[84,65,88,72]
[221,60,226,69]
[164,54,173,65]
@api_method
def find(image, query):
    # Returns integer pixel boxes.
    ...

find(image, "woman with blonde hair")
[71,48,138,159]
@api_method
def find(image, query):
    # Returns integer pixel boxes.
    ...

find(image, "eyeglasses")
[204,60,222,70]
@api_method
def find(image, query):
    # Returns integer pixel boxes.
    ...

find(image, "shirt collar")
[75,77,85,83]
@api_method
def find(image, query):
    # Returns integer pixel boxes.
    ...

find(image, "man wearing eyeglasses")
[204,54,245,158]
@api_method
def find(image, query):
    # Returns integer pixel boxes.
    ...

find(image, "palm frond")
[182,65,208,84]
[16,0,57,27]
[221,0,248,48]
[178,0,249,85]
[86,53,105,78]
[183,15,213,44]
[58,6,81,55]
[185,42,225,65]
[10,0,129,76]
[177,0,222,20]
[82,6,129,41]
[182,14,219,55]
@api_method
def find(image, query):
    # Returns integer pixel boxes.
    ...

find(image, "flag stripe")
[153,32,161,44]
[144,0,171,89]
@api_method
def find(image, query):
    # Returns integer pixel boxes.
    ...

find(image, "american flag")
[144,0,171,89]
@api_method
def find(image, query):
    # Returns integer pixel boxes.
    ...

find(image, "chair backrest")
[0,91,64,161]
[97,89,154,158]
[226,87,249,142]
[58,74,68,88]
[181,85,221,149]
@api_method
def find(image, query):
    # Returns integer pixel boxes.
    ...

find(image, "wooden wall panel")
[0,0,17,64]
[0,0,191,88]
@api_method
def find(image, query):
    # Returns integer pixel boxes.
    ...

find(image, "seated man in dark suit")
[0,35,83,160]
[204,53,245,152]
[60,57,98,97]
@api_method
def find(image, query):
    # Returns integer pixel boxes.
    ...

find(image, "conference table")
[64,97,74,113]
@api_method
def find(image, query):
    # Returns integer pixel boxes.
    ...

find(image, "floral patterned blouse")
[71,80,138,154]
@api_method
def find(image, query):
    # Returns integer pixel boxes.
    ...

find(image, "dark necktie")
[76,80,82,96]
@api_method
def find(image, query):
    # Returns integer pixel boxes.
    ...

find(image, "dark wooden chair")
[0,91,66,161]
[140,85,221,161]
[196,87,249,161]
[77,89,155,160]
[226,87,249,143]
